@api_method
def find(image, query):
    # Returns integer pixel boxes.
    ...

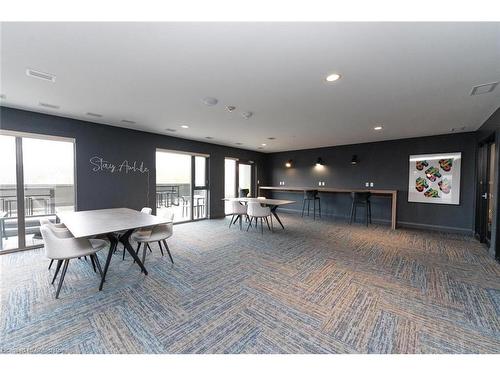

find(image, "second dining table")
[223,197,295,229]
[57,208,172,290]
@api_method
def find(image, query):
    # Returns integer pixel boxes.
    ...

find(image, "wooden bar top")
[258,186,398,230]
[258,186,397,195]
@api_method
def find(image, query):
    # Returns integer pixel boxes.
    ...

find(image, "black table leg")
[119,229,148,275]
[271,206,285,229]
[99,234,118,291]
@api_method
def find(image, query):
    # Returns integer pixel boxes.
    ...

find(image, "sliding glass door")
[156,149,209,223]
[224,158,255,215]
[0,131,76,252]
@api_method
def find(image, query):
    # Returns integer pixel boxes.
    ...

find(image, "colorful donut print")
[416,160,429,171]
[424,188,440,198]
[415,177,428,192]
[424,166,442,182]
[439,158,453,172]
[438,178,451,194]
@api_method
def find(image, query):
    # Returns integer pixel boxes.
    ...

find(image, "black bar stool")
[349,192,372,226]
[302,190,321,219]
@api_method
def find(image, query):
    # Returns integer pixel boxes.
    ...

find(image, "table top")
[57,208,171,238]
[223,197,295,206]
[259,186,397,195]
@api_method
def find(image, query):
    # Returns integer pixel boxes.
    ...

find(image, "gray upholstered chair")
[228,200,248,230]
[246,201,273,234]
[40,224,109,299]
[131,212,174,267]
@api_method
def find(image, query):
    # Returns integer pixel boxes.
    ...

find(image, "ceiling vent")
[26,68,56,82]
[450,126,466,132]
[470,82,498,96]
[121,119,136,124]
[165,128,177,132]
[39,102,60,109]
[86,112,103,118]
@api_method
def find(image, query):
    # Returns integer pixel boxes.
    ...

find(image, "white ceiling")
[1,22,499,152]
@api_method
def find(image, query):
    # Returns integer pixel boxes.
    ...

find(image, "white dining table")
[223,197,295,229]
[57,208,171,290]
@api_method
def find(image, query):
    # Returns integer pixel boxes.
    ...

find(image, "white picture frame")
[408,152,461,205]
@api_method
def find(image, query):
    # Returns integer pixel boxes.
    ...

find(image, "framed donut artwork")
[408,152,461,205]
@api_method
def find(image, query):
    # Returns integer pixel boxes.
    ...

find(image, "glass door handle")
[482,193,488,199]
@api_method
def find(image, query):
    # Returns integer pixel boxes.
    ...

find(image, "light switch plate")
[370,182,374,187]
[365,182,369,187]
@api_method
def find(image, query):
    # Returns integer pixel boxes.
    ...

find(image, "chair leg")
[239,215,243,230]
[148,243,153,253]
[307,200,310,216]
[48,259,54,270]
[229,214,235,228]
[142,244,147,268]
[51,259,63,284]
[301,199,306,217]
[247,216,253,232]
[260,218,264,235]
[158,241,164,256]
[368,202,372,224]
[162,240,174,264]
[349,200,355,224]
[90,254,97,273]
[270,215,274,232]
[313,199,316,220]
[366,204,369,226]
[265,216,271,231]
[92,254,103,277]
[55,259,69,299]
[353,204,357,223]
[318,198,321,218]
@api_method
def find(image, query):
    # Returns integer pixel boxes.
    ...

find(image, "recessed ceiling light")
[181,125,189,129]
[202,97,218,106]
[26,68,56,82]
[326,73,341,82]
[86,112,103,118]
[165,128,177,132]
[39,102,60,109]
[261,143,267,146]
[205,136,213,140]
[374,125,384,131]
[121,119,136,124]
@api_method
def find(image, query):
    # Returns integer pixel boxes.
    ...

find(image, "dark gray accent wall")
[0,107,267,218]
[264,132,477,233]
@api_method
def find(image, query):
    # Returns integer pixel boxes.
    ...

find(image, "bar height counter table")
[258,186,398,230]
[58,208,172,290]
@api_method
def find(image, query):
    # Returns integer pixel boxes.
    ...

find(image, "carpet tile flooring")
[1,213,499,354]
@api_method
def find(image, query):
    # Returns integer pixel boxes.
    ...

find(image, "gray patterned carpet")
[1,213,499,354]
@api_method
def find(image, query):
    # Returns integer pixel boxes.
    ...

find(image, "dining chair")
[246,201,273,234]
[239,188,250,198]
[228,200,248,230]
[120,207,152,259]
[40,224,109,299]
[39,217,71,270]
[131,212,175,267]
